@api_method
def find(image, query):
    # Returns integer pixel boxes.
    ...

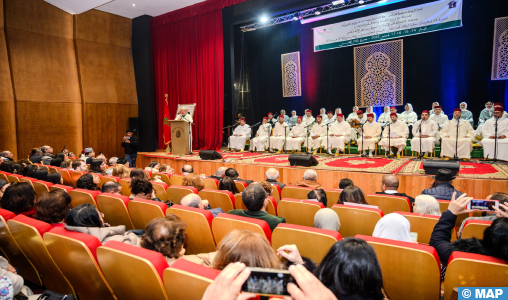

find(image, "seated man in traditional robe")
[411,110,439,158]
[378,113,409,158]
[440,108,474,161]
[321,113,351,156]
[481,107,508,161]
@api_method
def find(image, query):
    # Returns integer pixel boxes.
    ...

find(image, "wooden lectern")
[170,120,191,155]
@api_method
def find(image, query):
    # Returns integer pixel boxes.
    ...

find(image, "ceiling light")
[315,11,321,15]
[332,0,345,4]
[293,16,299,20]
[359,0,364,3]
[132,3,136,6]
[261,16,268,22]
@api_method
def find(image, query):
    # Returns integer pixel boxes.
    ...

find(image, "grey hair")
[181,193,202,208]
[216,167,228,177]
[109,157,118,165]
[36,147,42,154]
[413,195,441,216]
[303,170,317,181]
[265,168,279,180]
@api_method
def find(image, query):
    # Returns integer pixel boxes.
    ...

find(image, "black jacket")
[375,191,415,204]
[236,178,253,185]
[122,136,139,154]
[421,182,463,200]
[266,179,285,190]
[209,175,223,181]
[429,210,457,265]
[85,156,93,164]
[29,154,43,164]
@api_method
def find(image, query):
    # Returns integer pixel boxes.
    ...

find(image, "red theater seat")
[48,167,60,173]
[365,194,411,214]
[332,204,383,238]
[97,194,135,230]
[7,174,23,184]
[119,178,132,196]
[128,198,168,230]
[460,219,492,239]
[199,189,235,212]
[33,180,54,198]
[281,186,314,200]
[234,180,248,192]
[58,169,74,186]
[152,182,169,201]
[152,172,171,186]
[98,176,119,189]
[321,188,342,207]
[71,171,85,187]
[164,258,220,300]
[212,213,272,244]
[0,173,8,181]
[169,174,184,186]
[437,199,470,228]
[395,211,457,244]
[277,199,324,227]
[204,177,219,190]
[167,185,198,204]
[49,184,74,193]
[19,177,37,186]
[70,189,101,208]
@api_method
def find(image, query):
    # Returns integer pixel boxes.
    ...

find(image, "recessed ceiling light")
[261,16,268,22]
[359,0,364,3]
[132,3,136,7]
[315,11,321,15]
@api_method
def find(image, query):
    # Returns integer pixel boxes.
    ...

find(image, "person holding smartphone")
[122,129,138,168]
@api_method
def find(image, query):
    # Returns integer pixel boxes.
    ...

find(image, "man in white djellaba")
[357,113,381,157]
[440,108,474,161]
[378,113,409,158]
[286,116,306,152]
[302,109,315,129]
[411,110,439,158]
[270,115,289,153]
[250,117,271,152]
[304,115,326,155]
[175,107,194,152]
[481,107,508,161]
[321,113,351,156]
[228,118,251,152]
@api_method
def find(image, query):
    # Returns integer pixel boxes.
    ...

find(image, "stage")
[137,151,508,199]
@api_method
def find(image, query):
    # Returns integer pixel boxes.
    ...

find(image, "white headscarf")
[335,108,342,114]
[383,106,390,113]
[404,103,413,113]
[372,213,415,243]
[291,110,296,116]
[314,208,341,231]
[460,102,470,112]
[485,102,494,111]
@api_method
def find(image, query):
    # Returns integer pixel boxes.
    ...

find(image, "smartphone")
[241,267,296,297]
[467,199,499,211]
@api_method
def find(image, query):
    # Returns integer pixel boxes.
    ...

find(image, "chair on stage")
[8,215,75,295]
[443,252,508,300]
[44,227,116,300]
[460,219,492,239]
[234,194,277,216]
[49,184,74,193]
[33,180,54,198]
[58,169,74,186]
[69,189,101,209]
[169,174,184,186]
[7,174,22,184]
[395,211,457,244]
[97,241,170,300]
[152,182,169,202]
[203,178,219,190]
[357,235,441,300]
[321,188,342,208]
[119,178,132,197]
[164,258,220,300]
[167,185,198,205]
[212,213,272,244]
[152,173,171,186]
[234,180,248,192]
[277,199,324,227]
[166,205,216,254]
[331,204,383,238]
[199,189,235,212]
[365,194,411,214]
[97,194,135,230]
[128,199,168,230]
[272,224,341,264]
[281,186,314,200]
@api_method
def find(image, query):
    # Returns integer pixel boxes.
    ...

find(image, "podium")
[170,120,191,155]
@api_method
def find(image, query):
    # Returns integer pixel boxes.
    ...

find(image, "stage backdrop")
[231,0,508,126]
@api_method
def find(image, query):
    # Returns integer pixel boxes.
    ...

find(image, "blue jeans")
[126,153,137,168]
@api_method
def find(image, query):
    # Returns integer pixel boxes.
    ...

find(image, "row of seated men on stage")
[229,102,508,161]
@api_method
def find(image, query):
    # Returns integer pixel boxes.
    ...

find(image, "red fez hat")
[453,108,461,113]
[240,118,246,121]
[367,113,374,118]
[316,115,322,119]
[495,102,503,107]
[297,116,302,120]
[390,106,396,110]
[390,112,397,117]
[434,106,442,109]
[278,115,284,119]
[422,110,429,114]
[305,109,312,113]
[327,111,333,115]
[494,107,504,112]
[336,113,343,117]
[357,110,364,114]
[263,117,268,120]
[268,112,273,115]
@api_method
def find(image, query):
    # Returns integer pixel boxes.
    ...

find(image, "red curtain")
[151,0,248,150]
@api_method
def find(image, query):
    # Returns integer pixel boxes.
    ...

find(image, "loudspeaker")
[129,118,139,132]
[288,154,319,167]
[199,150,223,160]
[423,160,460,176]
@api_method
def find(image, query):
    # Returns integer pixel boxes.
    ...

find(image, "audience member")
[65,203,140,245]
[339,186,367,205]
[42,145,54,155]
[225,168,253,185]
[219,177,240,195]
[0,180,9,201]
[1,183,36,216]
[130,168,150,180]
[112,164,131,179]
[0,151,13,162]
[29,148,43,164]
[315,238,386,300]
[116,157,129,168]
[50,158,63,167]
[413,195,441,215]
[145,161,160,173]
[372,213,415,243]
[122,129,138,167]
[421,169,462,200]
[105,157,118,175]
[265,168,285,190]
[289,170,321,188]
[32,169,49,181]
[180,193,224,217]
[314,208,340,231]
[458,192,508,237]
[210,167,228,181]
[257,181,273,196]
[22,165,38,178]
[338,178,354,189]
[11,163,23,175]
[84,149,95,164]
[17,159,29,167]
[46,172,63,185]
[182,164,194,176]
[129,178,167,206]
[0,257,32,296]
[307,188,328,207]
[159,164,174,175]
[0,161,14,173]
[102,181,122,195]
[55,153,65,160]
[228,184,286,231]
[182,174,205,191]
[76,174,100,191]
[35,189,71,227]
[41,155,53,166]
[60,160,72,169]
[89,159,106,175]
[376,174,415,204]
[72,159,88,172]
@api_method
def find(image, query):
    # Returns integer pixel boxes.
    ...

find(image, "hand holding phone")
[202,263,252,300]
[241,267,296,296]
[447,192,473,215]
[467,199,499,211]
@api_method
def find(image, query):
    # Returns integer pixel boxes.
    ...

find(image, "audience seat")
[234,195,277,216]
[277,199,324,227]
[169,174,184,186]
[332,204,383,238]
[19,177,37,186]
[44,227,116,300]
[98,176,118,189]
[163,258,220,300]
[8,215,75,295]
[395,211,457,244]
[167,185,198,205]
[234,180,248,192]
[152,173,171,186]
[69,189,101,208]
[212,213,272,244]
[321,188,341,208]
[119,178,132,197]
[460,219,492,239]
[7,174,23,183]
[365,194,411,214]
[33,180,54,198]
[58,169,74,186]
[272,224,341,264]
[145,170,152,178]
[166,205,216,254]
[281,186,314,199]
[198,189,235,212]
[49,184,74,193]
[96,194,135,230]
[203,178,219,190]
[357,235,441,300]
[270,185,281,202]
[38,165,49,172]
[0,209,41,286]
[152,182,169,201]
[128,199,168,230]
[71,171,85,187]
[0,173,8,182]
[97,241,170,300]
[437,199,470,228]
[48,167,60,174]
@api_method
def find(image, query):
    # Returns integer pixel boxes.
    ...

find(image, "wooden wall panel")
[83,103,138,159]
[76,39,137,104]
[4,0,73,38]
[0,0,4,28]
[6,28,80,102]
[16,101,82,159]
[0,31,13,101]
[75,10,131,48]
[0,101,17,159]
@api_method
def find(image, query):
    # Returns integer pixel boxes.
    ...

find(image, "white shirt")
[233,124,251,138]
[310,123,327,137]
[412,119,439,137]
[273,122,289,137]
[329,121,351,137]
[429,113,449,129]
[302,115,315,127]
[255,123,271,137]
[289,123,306,138]
[482,117,508,138]
[381,121,409,138]
[441,118,474,139]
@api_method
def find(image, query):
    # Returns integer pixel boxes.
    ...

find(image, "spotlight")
[132,3,136,6]
[315,11,321,15]
[293,16,298,20]
[332,0,345,4]
[261,16,268,22]
[359,0,364,3]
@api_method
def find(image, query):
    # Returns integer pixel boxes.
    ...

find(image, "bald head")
[381,175,399,191]
[180,193,203,208]
[216,167,228,178]
[303,170,317,181]
[265,168,279,180]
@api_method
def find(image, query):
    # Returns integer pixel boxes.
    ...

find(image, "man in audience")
[105,157,118,175]
[289,170,321,188]
[228,184,286,231]
[41,154,53,165]
[376,174,415,204]
[72,159,88,172]
[116,157,129,168]
[102,181,122,195]
[122,129,139,167]
[338,178,354,189]
[182,164,194,176]
[421,168,463,200]
[29,148,43,164]
[210,166,228,181]
[265,168,285,190]
[180,193,224,218]
[225,168,253,185]
[0,151,13,162]
[42,145,54,156]
[83,148,95,164]
[458,192,508,237]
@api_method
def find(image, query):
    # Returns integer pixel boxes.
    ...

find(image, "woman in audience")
[50,158,63,167]
[308,188,328,207]
[32,169,49,181]
[60,160,72,169]
[65,203,139,245]
[129,178,165,203]
[22,165,38,178]
[258,181,273,196]
[182,174,205,192]
[339,186,367,205]
[46,172,63,185]
[159,164,174,175]
[35,189,71,227]
[413,195,441,216]
[315,238,387,299]
[17,159,29,167]
[0,183,37,216]
[112,164,131,179]
[219,177,239,195]
[314,208,340,231]
[89,159,106,175]
[12,163,23,175]
[0,161,14,173]
[76,173,100,191]
[144,161,160,173]
[130,168,151,180]
[372,213,414,243]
